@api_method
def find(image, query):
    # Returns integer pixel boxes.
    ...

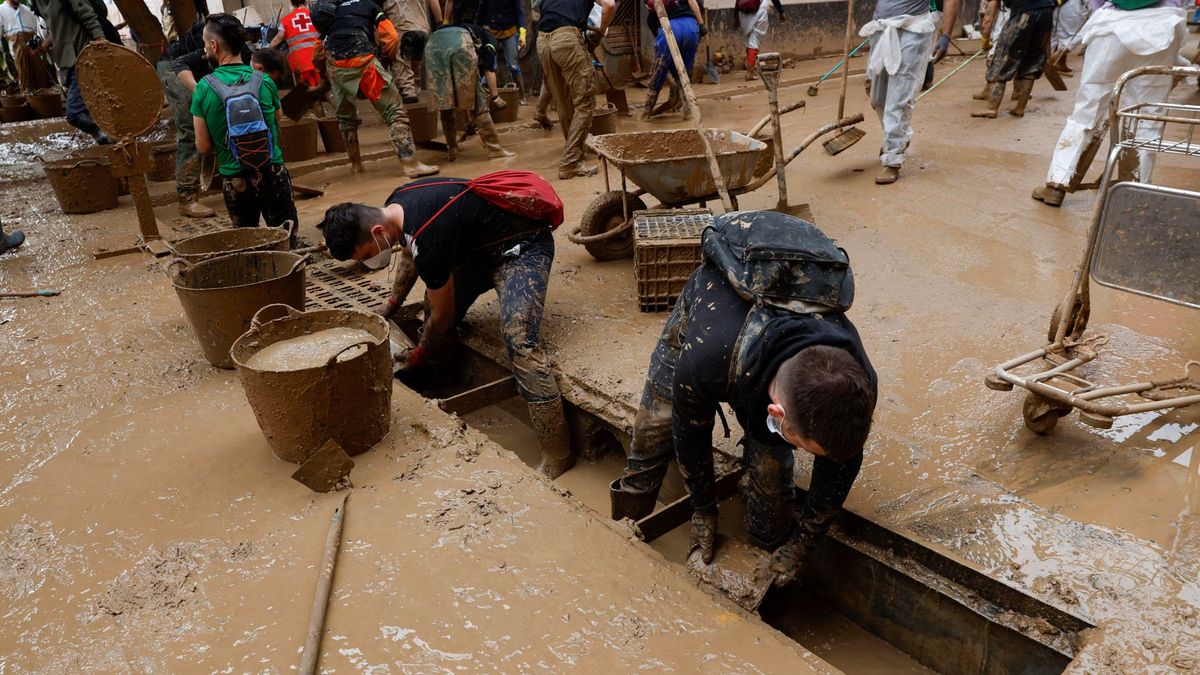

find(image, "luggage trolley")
[987,65,1200,433]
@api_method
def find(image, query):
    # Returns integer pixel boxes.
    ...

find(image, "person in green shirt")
[192,13,297,236]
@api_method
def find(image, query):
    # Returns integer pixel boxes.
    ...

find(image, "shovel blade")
[823,126,866,156]
[292,440,355,493]
[1043,57,1068,91]
[606,88,629,114]
[770,202,815,223]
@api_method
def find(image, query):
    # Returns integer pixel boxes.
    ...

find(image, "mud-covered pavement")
[2,46,1200,672]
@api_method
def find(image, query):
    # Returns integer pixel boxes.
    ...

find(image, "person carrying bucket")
[269,0,322,87]
[317,171,575,480]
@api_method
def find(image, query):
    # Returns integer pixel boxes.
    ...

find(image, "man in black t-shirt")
[318,179,574,479]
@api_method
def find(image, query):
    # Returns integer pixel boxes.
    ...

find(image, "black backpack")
[310,0,340,34]
[701,211,854,313]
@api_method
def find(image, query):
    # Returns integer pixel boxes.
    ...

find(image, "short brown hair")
[775,345,875,462]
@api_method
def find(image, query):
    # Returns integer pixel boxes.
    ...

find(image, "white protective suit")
[1052,0,1089,52]
[1045,5,1187,187]
[860,12,938,168]
[740,1,769,49]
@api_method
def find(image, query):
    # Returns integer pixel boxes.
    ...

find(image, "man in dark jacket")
[611,211,877,586]
[30,0,115,143]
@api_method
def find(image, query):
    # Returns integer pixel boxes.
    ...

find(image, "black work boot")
[609,478,658,521]
[0,221,25,254]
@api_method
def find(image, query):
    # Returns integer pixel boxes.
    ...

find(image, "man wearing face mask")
[610,211,877,589]
[317,175,573,479]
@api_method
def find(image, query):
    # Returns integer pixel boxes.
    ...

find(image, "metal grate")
[168,217,228,237]
[634,209,712,313]
[635,208,713,240]
[1117,102,1200,158]
[306,259,390,310]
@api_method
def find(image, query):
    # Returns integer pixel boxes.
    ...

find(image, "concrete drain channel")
[308,261,1090,672]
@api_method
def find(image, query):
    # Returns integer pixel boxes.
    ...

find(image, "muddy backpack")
[701,211,854,314]
[203,71,273,174]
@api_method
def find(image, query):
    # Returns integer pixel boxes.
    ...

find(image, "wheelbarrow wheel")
[1022,392,1071,435]
[579,191,644,261]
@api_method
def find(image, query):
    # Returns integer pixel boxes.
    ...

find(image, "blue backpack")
[203,71,273,173]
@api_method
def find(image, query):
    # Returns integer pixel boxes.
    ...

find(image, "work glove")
[766,536,808,588]
[699,22,708,37]
[931,33,950,64]
[519,26,527,48]
[981,33,991,51]
[396,345,431,373]
[686,507,718,566]
[584,28,603,51]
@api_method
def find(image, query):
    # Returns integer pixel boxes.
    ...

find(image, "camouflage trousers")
[158,61,201,199]
[328,57,416,160]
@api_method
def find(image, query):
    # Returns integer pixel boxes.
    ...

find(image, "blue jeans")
[650,16,699,92]
[58,67,101,138]
[496,32,522,82]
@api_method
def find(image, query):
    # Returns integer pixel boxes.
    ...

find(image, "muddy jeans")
[536,27,594,168]
[986,7,1053,83]
[328,58,417,160]
[451,231,559,403]
[221,163,298,237]
[157,61,200,200]
[58,66,101,138]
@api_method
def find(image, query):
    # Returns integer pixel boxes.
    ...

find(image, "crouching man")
[610,211,877,587]
[318,172,574,478]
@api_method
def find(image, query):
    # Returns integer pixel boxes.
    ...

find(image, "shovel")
[759,54,817,221]
[823,0,866,156]
[597,62,629,114]
[703,9,720,84]
[281,84,321,122]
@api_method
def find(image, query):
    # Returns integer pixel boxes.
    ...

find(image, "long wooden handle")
[653,0,734,212]
[837,0,855,121]
[299,492,349,675]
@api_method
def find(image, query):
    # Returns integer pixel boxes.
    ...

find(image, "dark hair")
[318,202,385,260]
[203,13,247,55]
[775,345,875,463]
[252,47,288,78]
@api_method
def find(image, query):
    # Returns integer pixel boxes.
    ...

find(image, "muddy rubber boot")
[971,81,1005,118]
[767,536,808,587]
[342,126,365,173]
[558,162,599,180]
[178,195,215,219]
[478,119,515,158]
[971,82,991,100]
[440,110,459,162]
[639,87,661,122]
[1032,184,1065,207]
[875,165,900,185]
[0,222,25,254]
[688,507,718,565]
[652,82,682,117]
[1009,79,1034,117]
[609,478,658,521]
[528,397,575,479]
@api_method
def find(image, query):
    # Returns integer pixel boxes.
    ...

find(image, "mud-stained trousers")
[158,61,201,202]
[425,27,506,153]
[221,163,298,236]
[328,58,418,160]
[1044,10,1185,187]
[648,16,699,94]
[866,24,934,168]
[59,66,102,138]
[536,26,594,169]
[451,231,559,403]
[383,0,430,99]
[986,7,1053,83]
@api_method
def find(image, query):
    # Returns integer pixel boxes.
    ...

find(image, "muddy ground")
[2,45,1199,672]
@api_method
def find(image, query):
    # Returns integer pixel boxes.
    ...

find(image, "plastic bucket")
[490,83,520,123]
[279,117,318,163]
[407,101,437,143]
[26,92,64,118]
[231,305,392,463]
[0,105,34,123]
[169,227,291,264]
[317,117,345,153]
[149,143,177,182]
[1,94,25,108]
[42,156,119,213]
[171,251,307,369]
[591,102,618,136]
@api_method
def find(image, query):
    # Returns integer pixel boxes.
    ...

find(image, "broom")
[823,0,866,155]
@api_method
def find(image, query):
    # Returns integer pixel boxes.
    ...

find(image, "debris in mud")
[90,545,205,624]
[0,519,83,600]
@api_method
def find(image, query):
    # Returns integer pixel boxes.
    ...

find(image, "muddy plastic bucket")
[42,156,119,213]
[170,227,291,264]
[26,92,64,118]
[591,103,618,135]
[1,94,25,108]
[279,117,318,163]
[407,101,436,143]
[171,251,307,369]
[0,105,34,123]
[149,143,176,181]
[231,305,392,463]
[317,117,345,153]
[490,83,520,124]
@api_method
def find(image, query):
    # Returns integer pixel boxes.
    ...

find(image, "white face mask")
[360,230,393,271]
[766,414,785,440]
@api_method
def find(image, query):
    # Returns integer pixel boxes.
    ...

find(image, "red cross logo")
[292,13,313,32]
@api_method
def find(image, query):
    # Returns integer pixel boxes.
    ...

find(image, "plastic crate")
[634,209,713,312]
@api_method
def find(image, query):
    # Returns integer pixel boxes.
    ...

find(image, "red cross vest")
[282,6,321,86]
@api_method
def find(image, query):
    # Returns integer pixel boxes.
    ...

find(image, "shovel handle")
[251,303,304,329]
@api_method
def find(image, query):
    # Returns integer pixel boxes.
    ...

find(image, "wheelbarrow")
[568,113,864,260]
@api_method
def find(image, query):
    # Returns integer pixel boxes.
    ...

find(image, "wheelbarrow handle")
[747,100,806,138]
[565,219,635,244]
[743,113,866,191]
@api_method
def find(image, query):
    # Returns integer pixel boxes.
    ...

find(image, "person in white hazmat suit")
[860,0,961,186]
[1049,0,1089,72]
[1031,0,1187,207]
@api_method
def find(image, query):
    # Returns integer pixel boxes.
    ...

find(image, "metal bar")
[438,377,519,417]
[634,470,742,543]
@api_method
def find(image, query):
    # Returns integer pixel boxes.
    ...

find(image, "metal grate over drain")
[167,217,229,237]
[307,259,389,310]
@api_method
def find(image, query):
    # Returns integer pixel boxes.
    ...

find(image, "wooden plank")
[292,183,326,198]
[438,377,519,417]
[634,469,742,542]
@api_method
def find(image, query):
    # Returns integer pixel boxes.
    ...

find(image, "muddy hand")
[395,346,430,373]
[767,537,806,588]
[688,508,718,565]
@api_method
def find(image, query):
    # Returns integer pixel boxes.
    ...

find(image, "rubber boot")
[745,48,759,80]
[972,82,990,100]
[652,81,682,117]
[639,86,661,122]
[527,396,575,479]
[688,507,717,565]
[178,194,215,218]
[478,116,515,158]
[342,126,365,173]
[440,110,459,162]
[609,478,659,521]
[0,221,25,254]
[971,81,1005,118]
[1009,79,1033,117]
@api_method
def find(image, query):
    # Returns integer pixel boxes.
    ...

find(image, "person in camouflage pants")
[157,60,213,218]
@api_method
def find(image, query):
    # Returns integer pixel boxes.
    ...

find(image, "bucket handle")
[165,257,193,278]
[325,340,373,368]
[251,303,304,329]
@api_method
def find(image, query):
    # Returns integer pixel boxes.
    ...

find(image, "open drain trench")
[306,260,1091,673]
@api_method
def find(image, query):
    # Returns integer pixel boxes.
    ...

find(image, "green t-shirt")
[190,64,284,177]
